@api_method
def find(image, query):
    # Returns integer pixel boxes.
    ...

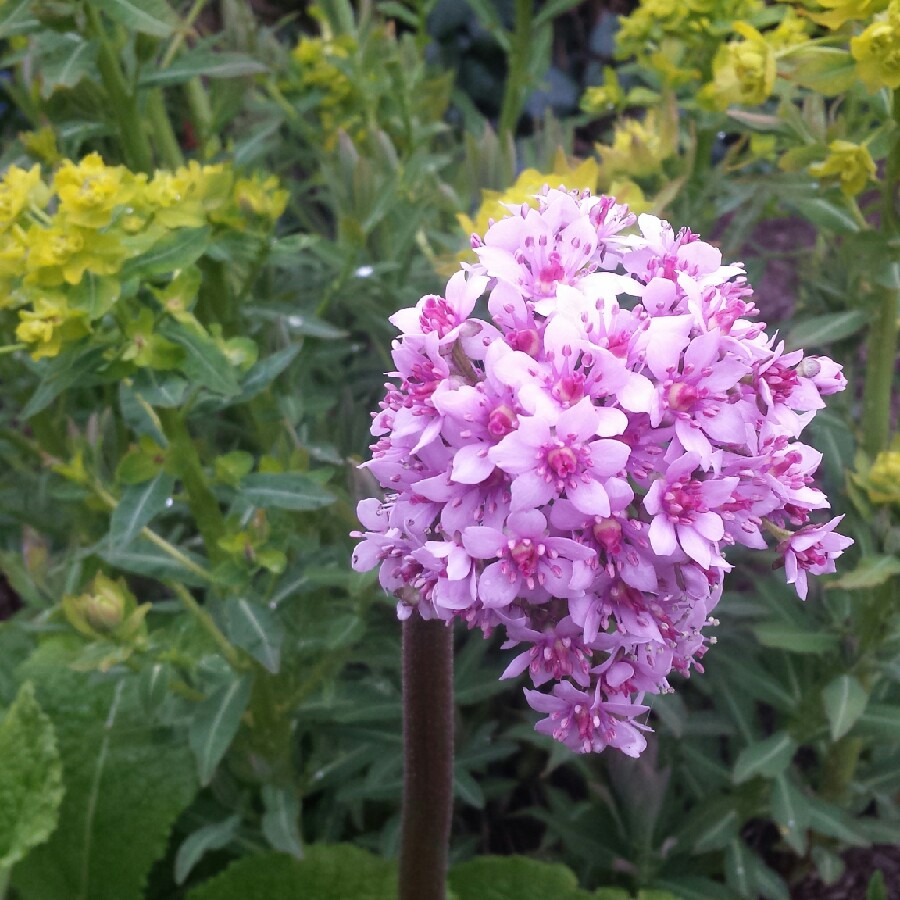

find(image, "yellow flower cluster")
[0,154,286,359]
[809,141,877,195]
[701,22,777,108]
[851,0,900,90]
[866,450,900,504]
[616,0,764,85]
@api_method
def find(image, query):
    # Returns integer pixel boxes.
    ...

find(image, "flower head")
[354,187,849,755]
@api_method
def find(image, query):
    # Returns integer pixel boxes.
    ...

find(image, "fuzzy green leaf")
[12,641,197,900]
[0,682,63,871]
[449,856,590,899]
[186,845,397,899]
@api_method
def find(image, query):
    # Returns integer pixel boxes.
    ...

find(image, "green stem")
[158,408,227,562]
[169,582,247,671]
[147,90,184,169]
[160,0,210,69]
[860,90,900,459]
[821,735,863,803]
[185,78,217,158]
[399,616,454,900]
[86,4,153,172]
[498,0,533,139]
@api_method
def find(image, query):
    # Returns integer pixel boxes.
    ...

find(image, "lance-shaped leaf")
[771,774,810,855]
[0,682,63,871]
[822,674,868,740]
[225,597,283,673]
[161,323,241,397]
[139,50,267,86]
[239,472,335,511]
[261,785,303,858]
[733,731,797,784]
[109,472,175,548]
[93,0,178,37]
[188,674,253,785]
[174,814,241,885]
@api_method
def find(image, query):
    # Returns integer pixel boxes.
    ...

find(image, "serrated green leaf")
[120,227,210,280]
[822,674,868,740]
[261,785,303,858]
[12,641,197,900]
[109,472,175,548]
[224,597,283,673]
[0,682,63,870]
[786,310,868,350]
[175,814,240,885]
[752,624,839,654]
[161,323,240,397]
[92,0,178,37]
[239,473,335,511]
[140,50,267,86]
[733,731,797,784]
[828,556,900,590]
[186,845,397,899]
[449,855,590,899]
[188,674,253,785]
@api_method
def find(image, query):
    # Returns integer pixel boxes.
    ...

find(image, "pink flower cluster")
[352,188,851,757]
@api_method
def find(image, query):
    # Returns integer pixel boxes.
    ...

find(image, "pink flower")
[353,186,849,756]
[777,516,854,600]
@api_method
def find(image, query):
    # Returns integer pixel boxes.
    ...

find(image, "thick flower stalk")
[353,187,850,757]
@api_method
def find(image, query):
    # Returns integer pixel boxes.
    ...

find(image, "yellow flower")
[809,141,877,196]
[702,22,776,109]
[0,164,48,230]
[811,0,888,29]
[769,8,810,48]
[54,152,137,229]
[608,178,651,213]
[458,154,601,243]
[232,174,288,222]
[866,450,900,504]
[16,293,88,358]
[20,127,61,166]
[851,1,900,90]
[25,222,126,286]
[581,70,625,114]
[597,107,677,179]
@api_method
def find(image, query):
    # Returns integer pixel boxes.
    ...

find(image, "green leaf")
[829,556,900,590]
[771,774,809,855]
[224,597,283,674]
[853,704,900,738]
[175,814,240,885]
[261,785,303,858]
[98,536,208,585]
[239,473,335,511]
[109,472,175,548]
[23,345,109,418]
[186,844,397,899]
[161,323,240,397]
[235,346,299,402]
[92,0,178,37]
[188,674,253,785]
[68,273,120,320]
[449,856,590,899]
[140,50,267,86]
[37,33,97,97]
[822,674,868,740]
[786,310,868,350]
[120,227,210,280]
[867,870,888,900]
[129,370,189,408]
[811,846,845,884]
[12,641,197,900]
[0,682,63,870]
[733,731,797,784]
[752,624,839,654]
[786,197,860,234]
[0,0,35,39]
[806,794,868,845]
[679,797,741,853]
[786,47,856,95]
[533,0,584,27]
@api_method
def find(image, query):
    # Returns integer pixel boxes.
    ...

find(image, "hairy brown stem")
[399,616,454,900]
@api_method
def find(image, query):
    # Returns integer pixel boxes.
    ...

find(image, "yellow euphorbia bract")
[809,141,877,196]
[851,1,900,90]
